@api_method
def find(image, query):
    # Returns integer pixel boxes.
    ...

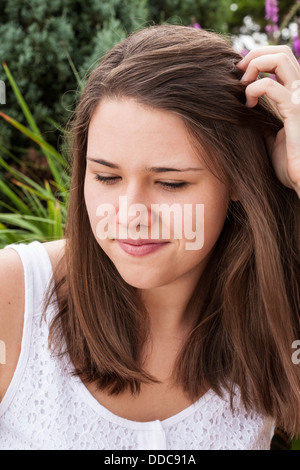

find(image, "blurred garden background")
[0,0,299,450]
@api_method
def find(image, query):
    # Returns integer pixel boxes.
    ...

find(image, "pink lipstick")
[116,239,169,257]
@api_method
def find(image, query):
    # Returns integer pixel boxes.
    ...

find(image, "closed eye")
[95,175,119,184]
[158,181,188,191]
[94,175,188,191]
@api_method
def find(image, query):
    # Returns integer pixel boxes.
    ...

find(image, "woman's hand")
[237,46,300,198]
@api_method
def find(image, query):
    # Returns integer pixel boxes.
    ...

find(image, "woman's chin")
[120,274,165,290]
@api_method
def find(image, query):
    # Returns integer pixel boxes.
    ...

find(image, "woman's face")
[84,98,230,290]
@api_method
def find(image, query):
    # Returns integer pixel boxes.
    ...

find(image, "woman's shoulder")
[0,239,66,401]
[0,238,66,272]
[0,238,66,303]
[0,246,25,400]
[43,238,66,273]
[0,245,25,334]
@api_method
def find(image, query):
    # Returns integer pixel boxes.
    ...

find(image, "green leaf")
[0,179,31,215]
[2,62,41,135]
[61,40,84,92]
[291,436,300,450]
[0,59,68,246]
[0,111,66,166]
[0,111,68,188]
[53,201,63,239]
[0,213,46,235]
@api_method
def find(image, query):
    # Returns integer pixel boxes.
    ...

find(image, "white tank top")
[0,241,275,450]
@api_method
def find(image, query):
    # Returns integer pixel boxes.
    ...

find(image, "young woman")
[0,25,299,450]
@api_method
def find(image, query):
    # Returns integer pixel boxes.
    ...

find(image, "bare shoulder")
[0,238,66,306]
[0,239,66,401]
[0,246,25,401]
[43,238,66,273]
[0,246,25,322]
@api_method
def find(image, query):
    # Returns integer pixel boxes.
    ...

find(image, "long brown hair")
[45,25,300,435]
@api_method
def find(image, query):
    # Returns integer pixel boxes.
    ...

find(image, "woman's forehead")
[87,98,206,169]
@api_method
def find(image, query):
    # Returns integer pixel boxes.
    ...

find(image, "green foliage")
[291,436,300,450]
[0,64,69,247]
[227,0,296,32]
[0,0,237,152]
[0,0,148,149]
[147,0,233,30]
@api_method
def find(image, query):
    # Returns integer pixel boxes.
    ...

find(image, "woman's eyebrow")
[86,157,203,172]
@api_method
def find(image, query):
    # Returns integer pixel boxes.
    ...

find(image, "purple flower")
[240,49,248,57]
[292,36,300,57]
[188,22,201,29]
[265,24,279,34]
[265,0,279,24]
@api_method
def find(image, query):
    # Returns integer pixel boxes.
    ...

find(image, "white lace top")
[0,241,275,450]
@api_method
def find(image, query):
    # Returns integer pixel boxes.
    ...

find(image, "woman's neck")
[139,262,203,337]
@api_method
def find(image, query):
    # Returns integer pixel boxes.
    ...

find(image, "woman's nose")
[116,185,153,237]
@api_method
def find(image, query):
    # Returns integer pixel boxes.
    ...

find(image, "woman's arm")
[0,248,24,401]
[0,240,65,402]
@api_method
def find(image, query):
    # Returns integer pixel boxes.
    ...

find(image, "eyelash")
[94,175,188,191]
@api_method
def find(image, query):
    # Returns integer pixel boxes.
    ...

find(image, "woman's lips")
[116,239,170,256]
